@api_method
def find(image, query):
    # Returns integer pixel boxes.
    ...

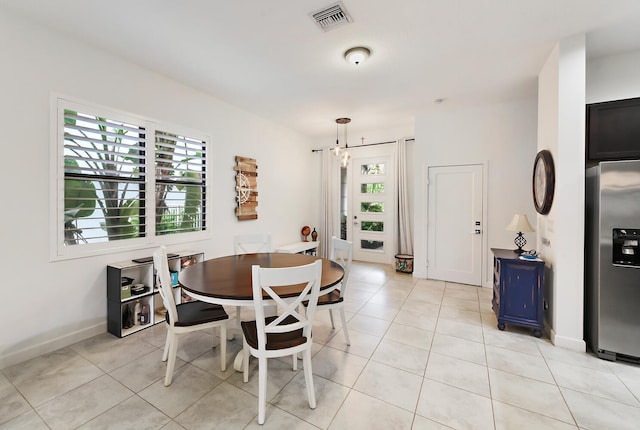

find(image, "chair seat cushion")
[241,315,307,350]
[167,301,229,327]
[303,289,343,307]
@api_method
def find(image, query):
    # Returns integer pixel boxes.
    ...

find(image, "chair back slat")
[251,260,322,350]
[234,233,271,254]
[330,236,352,298]
[153,246,179,326]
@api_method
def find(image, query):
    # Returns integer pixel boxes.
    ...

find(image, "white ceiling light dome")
[344,47,370,65]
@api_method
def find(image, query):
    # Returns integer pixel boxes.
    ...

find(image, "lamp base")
[513,232,527,255]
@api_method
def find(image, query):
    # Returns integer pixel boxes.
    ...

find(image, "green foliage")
[361,221,384,232]
[64,158,97,244]
[361,163,385,175]
[155,141,202,236]
[360,183,384,193]
[178,173,201,231]
[64,159,97,220]
[361,202,384,213]
[64,110,202,243]
[64,109,140,243]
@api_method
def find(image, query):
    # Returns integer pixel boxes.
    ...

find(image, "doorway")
[345,145,396,264]
[426,164,484,285]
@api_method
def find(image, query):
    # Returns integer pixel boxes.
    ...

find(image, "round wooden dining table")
[178,252,344,371]
[179,252,344,304]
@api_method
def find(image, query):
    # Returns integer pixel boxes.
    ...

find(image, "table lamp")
[506,214,535,254]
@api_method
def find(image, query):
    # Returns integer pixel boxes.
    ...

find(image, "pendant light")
[341,140,351,167]
[334,117,351,166]
[331,120,342,157]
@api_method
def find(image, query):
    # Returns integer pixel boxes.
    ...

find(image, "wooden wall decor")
[234,156,258,220]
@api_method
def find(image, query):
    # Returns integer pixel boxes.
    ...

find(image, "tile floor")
[2,262,640,429]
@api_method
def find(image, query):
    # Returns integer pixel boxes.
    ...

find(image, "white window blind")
[63,110,146,245]
[57,99,210,258]
[154,130,207,235]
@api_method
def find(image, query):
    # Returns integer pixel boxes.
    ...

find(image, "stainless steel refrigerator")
[586,159,640,361]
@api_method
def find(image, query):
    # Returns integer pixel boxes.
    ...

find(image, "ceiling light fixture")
[344,47,370,65]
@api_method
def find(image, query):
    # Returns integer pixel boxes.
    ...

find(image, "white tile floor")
[2,261,640,429]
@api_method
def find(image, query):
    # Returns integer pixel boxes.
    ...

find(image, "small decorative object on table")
[311,228,318,242]
[301,225,311,242]
[519,251,543,262]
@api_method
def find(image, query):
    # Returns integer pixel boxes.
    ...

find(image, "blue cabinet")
[491,248,544,337]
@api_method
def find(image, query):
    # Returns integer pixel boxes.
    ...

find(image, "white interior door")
[348,146,396,264]
[427,164,483,285]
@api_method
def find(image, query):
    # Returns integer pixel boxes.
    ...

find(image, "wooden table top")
[179,253,344,300]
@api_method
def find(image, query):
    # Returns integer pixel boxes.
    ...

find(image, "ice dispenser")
[612,228,640,267]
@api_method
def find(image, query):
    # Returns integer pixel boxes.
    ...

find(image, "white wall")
[537,35,587,351]
[587,49,640,103]
[414,99,538,285]
[0,12,318,367]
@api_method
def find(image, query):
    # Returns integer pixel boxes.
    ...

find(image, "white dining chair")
[306,236,352,345]
[241,259,322,425]
[153,246,229,386]
[232,233,272,322]
[233,233,271,255]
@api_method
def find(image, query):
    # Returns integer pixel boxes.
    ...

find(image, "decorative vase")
[301,225,311,242]
[311,228,318,242]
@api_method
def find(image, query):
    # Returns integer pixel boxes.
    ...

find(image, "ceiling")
[3,0,640,140]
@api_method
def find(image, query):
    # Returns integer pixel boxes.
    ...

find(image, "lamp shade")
[506,214,535,232]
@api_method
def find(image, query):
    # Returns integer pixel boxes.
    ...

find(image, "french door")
[347,146,396,264]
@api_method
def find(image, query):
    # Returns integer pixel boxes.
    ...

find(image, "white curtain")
[397,139,413,255]
[320,149,341,258]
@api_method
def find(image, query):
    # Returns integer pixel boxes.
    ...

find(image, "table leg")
[233,351,244,371]
[231,304,278,373]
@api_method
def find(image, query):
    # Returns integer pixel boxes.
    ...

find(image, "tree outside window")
[61,106,207,249]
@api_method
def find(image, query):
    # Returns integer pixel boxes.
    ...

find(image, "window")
[63,110,147,245]
[360,183,384,193]
[361,221,384,232]
[361,202,384,213]
[54,98,209,258]
[154,130,206,235]
[361,239,384,251]
[361,163,385,175]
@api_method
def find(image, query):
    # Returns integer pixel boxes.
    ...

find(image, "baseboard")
[550,329,586,352]
[1,322,106,370]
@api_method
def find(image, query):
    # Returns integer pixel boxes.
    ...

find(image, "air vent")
[311,2,352,32]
